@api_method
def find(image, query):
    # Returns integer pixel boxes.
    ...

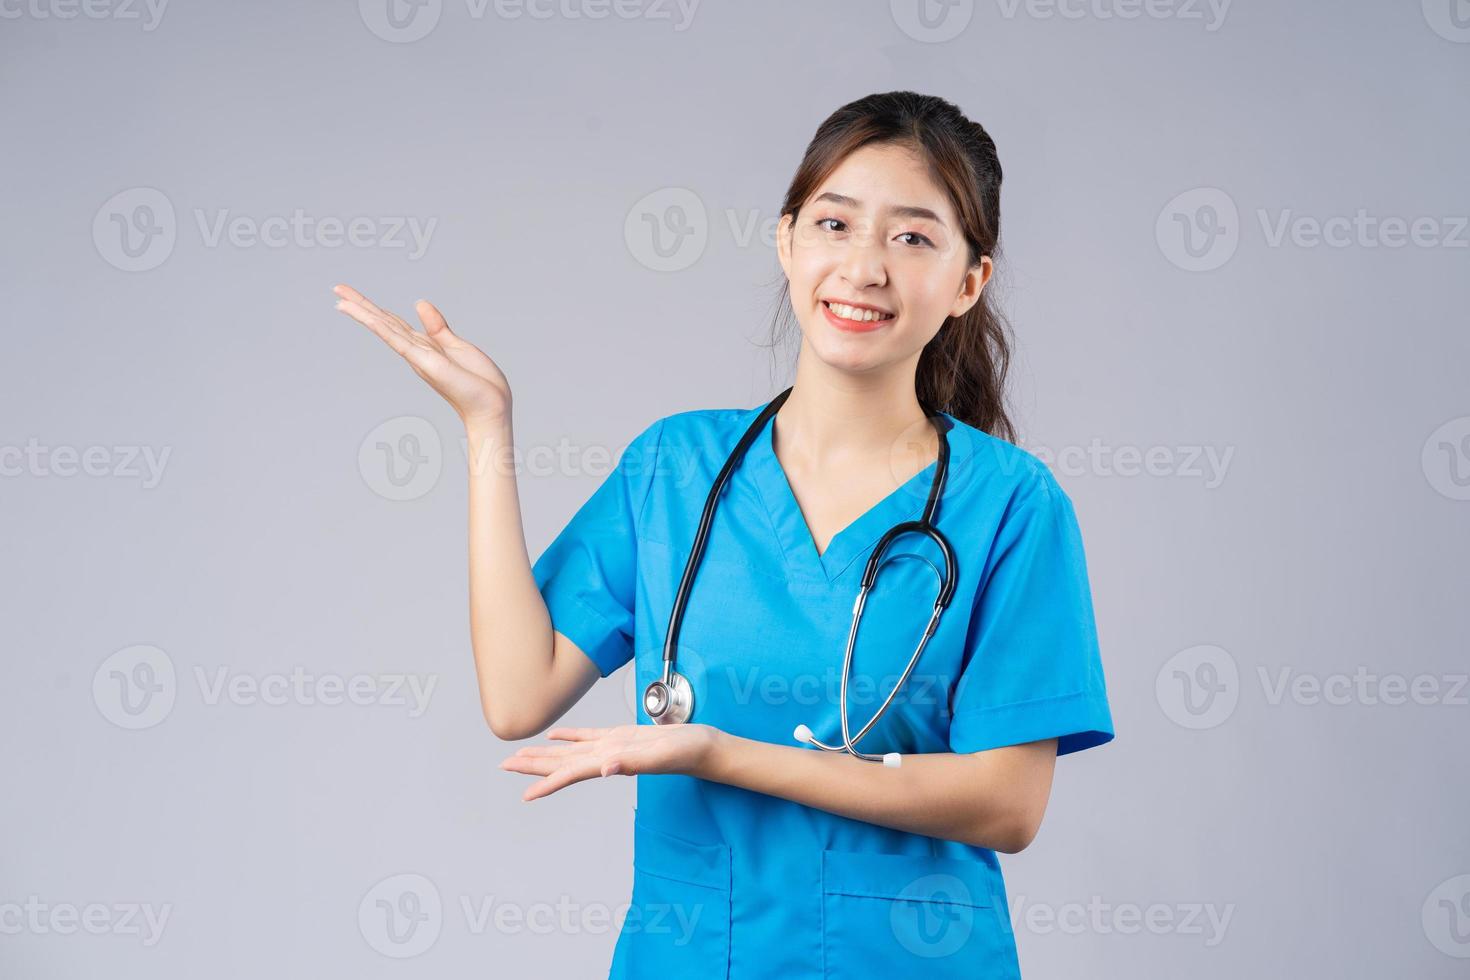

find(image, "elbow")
[992,823,1039,855]
[482,703,544,742]
[992,811,1044,854]
[973,810,1043,854]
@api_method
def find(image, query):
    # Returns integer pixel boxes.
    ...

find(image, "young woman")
[334,90,1114,979]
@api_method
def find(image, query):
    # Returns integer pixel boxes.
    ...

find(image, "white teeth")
[828,302,893,322]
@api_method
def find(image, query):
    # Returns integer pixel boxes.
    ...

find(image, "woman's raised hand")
[333,283,511,427]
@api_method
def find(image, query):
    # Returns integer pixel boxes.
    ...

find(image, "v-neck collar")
[742,402,972,583]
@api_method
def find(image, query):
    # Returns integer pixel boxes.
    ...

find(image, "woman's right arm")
[333,283,601,741]
[464,415,602,739]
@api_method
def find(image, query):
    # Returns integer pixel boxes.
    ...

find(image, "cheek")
[892,275,954,331]
[896,267,952,313]
[789,245,836,293]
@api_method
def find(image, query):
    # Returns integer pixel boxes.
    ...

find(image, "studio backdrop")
[2,2,1466,978]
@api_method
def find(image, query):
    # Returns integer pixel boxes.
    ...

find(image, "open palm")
[499,724,721,802]
[333,282,510,426]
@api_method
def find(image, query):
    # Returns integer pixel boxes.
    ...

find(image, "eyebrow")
[811,192,948,228]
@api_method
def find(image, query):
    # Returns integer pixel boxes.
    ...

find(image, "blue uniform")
[531,403,1115,979]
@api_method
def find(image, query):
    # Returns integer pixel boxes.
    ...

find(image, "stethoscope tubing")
[647,386,958,766]
[659,387,793,688]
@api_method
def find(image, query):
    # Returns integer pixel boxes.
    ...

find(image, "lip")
[821,300,895,333]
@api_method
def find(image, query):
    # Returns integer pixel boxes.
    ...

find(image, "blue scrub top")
[531,403,1115,980]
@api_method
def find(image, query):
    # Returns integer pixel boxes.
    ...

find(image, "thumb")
[600,758,628,777]
[415,299,457,340]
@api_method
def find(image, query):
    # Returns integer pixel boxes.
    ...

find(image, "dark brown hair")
[768,91,1017,443]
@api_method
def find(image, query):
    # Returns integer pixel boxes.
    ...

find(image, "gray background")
[3,1,1467,976]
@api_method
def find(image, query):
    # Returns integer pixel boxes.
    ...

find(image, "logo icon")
[1422,416,1470,501]
[358,873,443,957]
[359,0,442,42]
[624,188,708,272]
[1156,644,1239,729]
[1156,188,1239,272]
[890,0,974,43]
[359,416,443,501]
[1423,0,1470,42]
[93,188,176,272]
[890,873,976,957]
[1422,874,1470,957]
[93,644,177,729]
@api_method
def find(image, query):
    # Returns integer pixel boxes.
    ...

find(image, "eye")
[897,231,934,248]
[816,217,845,232]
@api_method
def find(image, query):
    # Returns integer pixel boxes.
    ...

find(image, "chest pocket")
[615,816,732,979]
[821,848,1017,978]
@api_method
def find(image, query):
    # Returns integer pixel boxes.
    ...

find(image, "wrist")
[463,412,510,439]
[696,727,738,781]
[463,416,512,477]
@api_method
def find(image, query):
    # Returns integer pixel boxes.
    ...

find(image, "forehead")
[809,143,954,224]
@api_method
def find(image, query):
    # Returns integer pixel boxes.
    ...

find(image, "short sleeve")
[948,471,1115,757]
[530,419,663,678]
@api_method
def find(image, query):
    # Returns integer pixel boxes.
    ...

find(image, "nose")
[837,222,887,289]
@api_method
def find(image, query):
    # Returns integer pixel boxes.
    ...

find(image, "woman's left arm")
[704,731,1057,853]
[499,725,1058,853]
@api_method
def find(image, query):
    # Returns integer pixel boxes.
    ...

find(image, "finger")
[335,296,412,340]
[598,743,660,777]
[334,286,437,350]
[336,299,419,356]
[545,727,610,742]
[334,285,415,340]
[333,283,391,319]
[340,304,452,381]
[338,298,437,355]
[380,307,449,357]
[499,756,560,777]
[415,299,461,342]
[523,758,602,802]
[511,743,585,759]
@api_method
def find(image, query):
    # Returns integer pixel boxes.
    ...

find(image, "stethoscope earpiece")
[645,386,956,766]
[793,725,903,767]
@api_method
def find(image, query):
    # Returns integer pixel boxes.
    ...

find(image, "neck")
[772,344,934,468]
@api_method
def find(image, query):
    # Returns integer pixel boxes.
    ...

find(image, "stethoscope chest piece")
[644,671,693,725]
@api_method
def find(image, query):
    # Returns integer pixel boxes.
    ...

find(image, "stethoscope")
[642,386,958,767]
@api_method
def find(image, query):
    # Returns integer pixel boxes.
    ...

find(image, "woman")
[334,90,1114,979]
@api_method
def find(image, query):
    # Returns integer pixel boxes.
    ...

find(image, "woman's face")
[777,141,991,378]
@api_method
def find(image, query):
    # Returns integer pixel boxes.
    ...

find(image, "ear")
[949,255,993,319]
[776,212,793,280]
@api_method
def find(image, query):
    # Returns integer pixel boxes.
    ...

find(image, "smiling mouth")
[822,300,896,327]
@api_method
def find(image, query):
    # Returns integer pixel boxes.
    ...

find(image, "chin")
[805,332,895,375]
